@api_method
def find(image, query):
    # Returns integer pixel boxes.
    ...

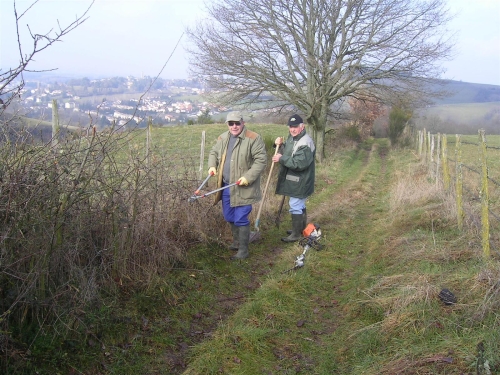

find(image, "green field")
[418,132,500,213]
[420,101,500,124]
[446,133,500,177]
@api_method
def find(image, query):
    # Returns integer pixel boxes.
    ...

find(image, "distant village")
[9,75,229,128]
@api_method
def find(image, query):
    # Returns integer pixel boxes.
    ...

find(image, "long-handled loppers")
[188,181,240,202]
[193,171,214,196]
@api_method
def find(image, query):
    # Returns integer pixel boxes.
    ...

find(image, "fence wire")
[422,130,500,258]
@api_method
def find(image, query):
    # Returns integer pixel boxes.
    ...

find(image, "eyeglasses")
[228,121,241,127]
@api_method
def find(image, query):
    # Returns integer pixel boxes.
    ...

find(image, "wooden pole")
[51,99,60,149]
[478,129,490,258]
[442,134,450,191]
[455,134,464,231]
[418,130,423,156]
[430,133,435,177]
[146,117,152,167]
[436,133,441,186]
[199,131,206,180]
[422,128,427,161]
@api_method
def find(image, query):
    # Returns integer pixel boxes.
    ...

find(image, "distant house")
[113,111,140,123]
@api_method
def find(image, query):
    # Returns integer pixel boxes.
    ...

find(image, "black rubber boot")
[229,223,239,251]
[281,214,304,242]
[231,225,250,259]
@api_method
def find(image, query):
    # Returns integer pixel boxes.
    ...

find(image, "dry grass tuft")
[358,273,438,331]
[309,187,363,227]
[377,354,466,375]
[381,160,479,262]
[389,164,453,219]
[471,263,500,321]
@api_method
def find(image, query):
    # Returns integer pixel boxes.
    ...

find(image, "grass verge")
[179,138,500,374]
[9,136,499,374]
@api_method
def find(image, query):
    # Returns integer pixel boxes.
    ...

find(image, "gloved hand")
[208,167,217,176]
[237,177,249,186]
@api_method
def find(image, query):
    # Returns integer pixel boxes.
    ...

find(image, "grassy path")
[179,138,396,374]
[311,139,394,373]
[92,136,499,374]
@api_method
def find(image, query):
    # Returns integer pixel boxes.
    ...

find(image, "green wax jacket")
[275,129,315,199]
[208,127,267,206]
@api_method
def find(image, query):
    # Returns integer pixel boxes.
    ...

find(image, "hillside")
[432,80,500,105]
[415,80,500,134]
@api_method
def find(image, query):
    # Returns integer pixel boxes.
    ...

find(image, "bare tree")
[186,0,454,160]
[0,0,94,111]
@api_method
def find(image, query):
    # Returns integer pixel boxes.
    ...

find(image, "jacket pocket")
[238,185,254,200]
[285,174,300,183]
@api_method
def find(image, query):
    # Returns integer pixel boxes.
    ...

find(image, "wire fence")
[141,122,286,181]
[416,128,500,258]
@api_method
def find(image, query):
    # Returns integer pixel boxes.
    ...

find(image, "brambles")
[0,126,224,372]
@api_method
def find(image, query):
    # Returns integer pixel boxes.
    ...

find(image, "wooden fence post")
[422,128,427,161]
[455,134,464,230]
[418,130,423,156]
[478,129,490,258]
[436,133,441,186]
[146,117,152,167]
[415,129,419,152]
[430,133,435,163]
[430,133,435,177]
[442,134,450,190]
[199,131,206,180]
[51,99,60,149]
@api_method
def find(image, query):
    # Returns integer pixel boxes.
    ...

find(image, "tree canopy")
[186,0,454,160]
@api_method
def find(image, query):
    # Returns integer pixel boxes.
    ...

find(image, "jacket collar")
[292,128,306,141]
[226,126,246,139]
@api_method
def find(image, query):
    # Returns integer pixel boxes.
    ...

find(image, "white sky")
[1,0,499,85]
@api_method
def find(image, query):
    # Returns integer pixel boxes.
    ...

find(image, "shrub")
[0,125,223,367]
[339,124,362,142]
[389,106,412,145]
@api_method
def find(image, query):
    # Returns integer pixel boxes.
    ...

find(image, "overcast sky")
[1,0,499,85]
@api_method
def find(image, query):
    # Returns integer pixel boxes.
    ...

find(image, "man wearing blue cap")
[272,114,316,242]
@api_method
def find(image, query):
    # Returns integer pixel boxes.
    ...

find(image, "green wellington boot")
[286,208,307,235]
[281,214,304,242]
[229,223,239,251]
[231,225,250,259]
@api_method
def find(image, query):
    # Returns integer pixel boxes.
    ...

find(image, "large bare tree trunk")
[308,105,328,163]
[315,128,325,163]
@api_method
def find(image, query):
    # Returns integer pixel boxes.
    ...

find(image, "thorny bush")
[0,123,223,368]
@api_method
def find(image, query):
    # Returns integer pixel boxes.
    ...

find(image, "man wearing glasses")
[208,111,267,259]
